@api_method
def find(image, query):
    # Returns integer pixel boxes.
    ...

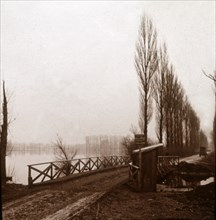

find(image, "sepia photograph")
[0,0,215,219]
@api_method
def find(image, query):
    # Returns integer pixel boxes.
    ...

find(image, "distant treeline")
[86,135,125,157]
[8,138,125,157]
[8,142,86,155]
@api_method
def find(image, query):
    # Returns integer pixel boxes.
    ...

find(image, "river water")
[6,141,124,185]
[6,149,87,185]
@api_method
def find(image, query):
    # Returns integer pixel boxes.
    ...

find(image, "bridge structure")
[28,156,129,187]
[129,154,180,190]
[28,154,179,187]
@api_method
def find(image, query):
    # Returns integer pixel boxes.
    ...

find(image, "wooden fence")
[129,155,180,189]
[157,156,179,180]
[28,156,129,186]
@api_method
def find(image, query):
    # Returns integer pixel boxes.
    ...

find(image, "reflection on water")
[200,177,214,185]
[161,171,214,190]
[6,152,55,185]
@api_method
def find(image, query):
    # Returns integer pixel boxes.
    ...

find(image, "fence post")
[78,159,81,173]
[28,165,32,187]
[50,162,53,180]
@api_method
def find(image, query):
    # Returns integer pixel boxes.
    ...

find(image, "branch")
[202,70,216,82]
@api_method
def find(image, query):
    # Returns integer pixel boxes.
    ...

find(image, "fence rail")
[128,154,180,190]
[28,156,129,186]
[157,156,179,179]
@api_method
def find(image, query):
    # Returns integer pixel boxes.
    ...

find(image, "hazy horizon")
[1,1,215,145]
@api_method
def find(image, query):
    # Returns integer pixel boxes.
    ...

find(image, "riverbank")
[2,177,214,220]
[79,153,214,220]
[2,153,215,219]
[80,182,215,220]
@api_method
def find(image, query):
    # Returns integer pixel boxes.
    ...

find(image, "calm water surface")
[6,150,86,185]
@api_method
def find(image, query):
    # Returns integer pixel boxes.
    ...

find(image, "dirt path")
[3,154,215,219]
[3,167,128,220]
[180,154,202,164]
[42,192,106,220]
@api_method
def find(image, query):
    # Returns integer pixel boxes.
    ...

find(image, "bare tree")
[135,15,158,146]
[129,124,139,135]
[183,99,200,156]
[162,65,201,156]
[121,136,135,159]
[172,79,184,155]
[0,81,8,185]
[54,135,77,176]
[189,107,200,154]
[183,98,191,155]
[163,65,175,153]
[199,130,208,147]
[214,115,216,152]
[203,70,216,152]
[203,70,216,87]
[153,43,168,144]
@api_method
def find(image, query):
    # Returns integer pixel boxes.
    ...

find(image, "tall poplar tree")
[135,15,158,146]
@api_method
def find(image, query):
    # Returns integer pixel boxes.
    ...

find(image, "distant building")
[85,135,125,157]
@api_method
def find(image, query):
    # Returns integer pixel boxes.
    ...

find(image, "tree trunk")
[159,103,163,144]
[214,113,216,152]
[144,92,148,146]
[0,81,8,185]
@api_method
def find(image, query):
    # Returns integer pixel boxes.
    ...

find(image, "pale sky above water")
[1,1,215,145]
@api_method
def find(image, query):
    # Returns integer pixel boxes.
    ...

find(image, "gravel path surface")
[3,167,128,220]
[80,183,215,220]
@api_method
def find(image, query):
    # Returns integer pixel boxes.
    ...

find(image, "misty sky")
[1,1,215,145]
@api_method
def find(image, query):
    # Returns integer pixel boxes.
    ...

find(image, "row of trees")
[135,15,209,156]
[153,47,206,156]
